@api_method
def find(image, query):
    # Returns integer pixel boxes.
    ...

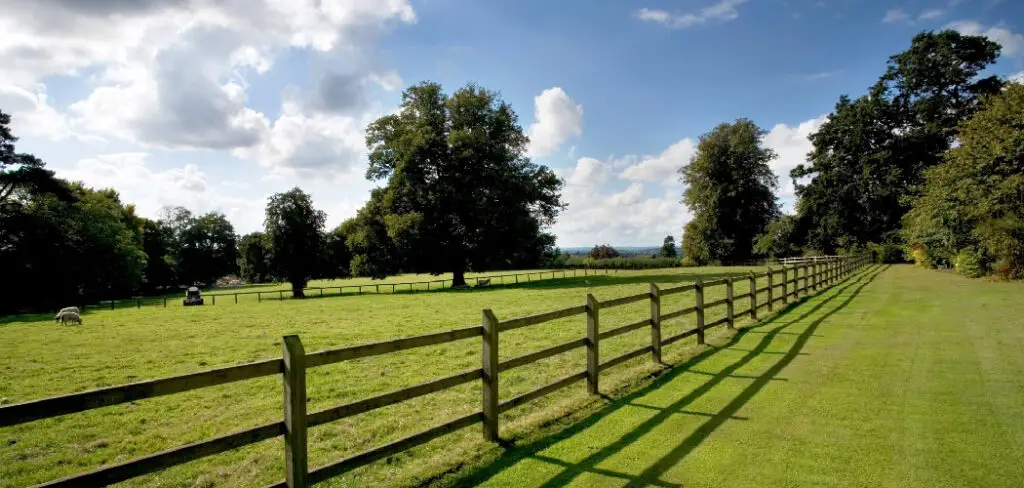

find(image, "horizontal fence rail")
[2,254,871,488]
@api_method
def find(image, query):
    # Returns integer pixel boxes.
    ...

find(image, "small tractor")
[183,286,204,306]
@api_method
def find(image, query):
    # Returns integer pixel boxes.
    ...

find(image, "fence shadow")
[440,265,888,488]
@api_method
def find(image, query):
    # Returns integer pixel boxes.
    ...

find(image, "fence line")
[1,255,871,488]
[95,268,624,311]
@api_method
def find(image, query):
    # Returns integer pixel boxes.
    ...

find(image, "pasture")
[1,266,767,487]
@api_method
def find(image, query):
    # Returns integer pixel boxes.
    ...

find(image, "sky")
[1,0,1022,248]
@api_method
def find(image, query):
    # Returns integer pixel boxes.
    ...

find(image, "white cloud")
[762,114,828,211]
[527,87,583,157]
[635,0,748,29]
[619,138,696,185]
[2,0,417,150]
[553,180,687,247]
[0,84,100,142]
[882,9,910,23]
[568,157,612,186]
[946,21,1024,60]
[918,9,945,20]
[1010,71,1024,83]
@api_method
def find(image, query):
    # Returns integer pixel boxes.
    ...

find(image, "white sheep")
[59,306,80,315]
[55,311,82,325]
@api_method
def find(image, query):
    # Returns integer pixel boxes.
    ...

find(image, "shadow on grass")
[439,265,888,488]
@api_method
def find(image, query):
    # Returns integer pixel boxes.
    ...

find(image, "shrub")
[954,249,984,278]
[867,242,906,264]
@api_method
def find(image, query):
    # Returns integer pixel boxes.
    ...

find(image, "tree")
[589,244,620,259]
[904,82,1024,278]
[160,208,238,286]
[793,30,1003,252]
[753,215,801,258]
[265,188,326,297]
[659,235,677,258]
[341,189,405,279]
[140,219,177,292]
[0,110,69,206]
[321,225,352,279]
[363,82,564,286]
[681,119,778,264]
[238,232,274,283]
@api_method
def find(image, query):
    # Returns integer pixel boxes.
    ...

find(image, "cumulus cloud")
[1,0,417,151]
[918,9,945,21]
[553,181,687,247]
[946,21,1024,60]
[635,0,747,29]
[567,157,612,186]
[0,84,101,142]
[762,114,828,211]
[527,87,583,157]
[619,138,697,185]
[1010,71,1024,83]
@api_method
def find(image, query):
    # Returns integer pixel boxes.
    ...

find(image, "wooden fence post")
[650,283,662,363]
[586,294,600,395]
[726,278,735,329]
[279,291,284,301]
[766,269,774,312]
[481,309,499,441]
[781,268,788,304]
[695,278,705,345]
[163,297,167,308]
[748,272,757,321]
[235,294,238,304]
[282,335,307,488]
[111,300,115,310]
[258,293,262,303]
[212,295,216,306]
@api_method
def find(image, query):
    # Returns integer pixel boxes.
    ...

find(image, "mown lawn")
[0,265,773,488]
[443,265,1024,488]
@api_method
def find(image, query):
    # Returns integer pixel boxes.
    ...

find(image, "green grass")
[8,265,1019,488]
[441,265,1024,488]
[0,266,766,488]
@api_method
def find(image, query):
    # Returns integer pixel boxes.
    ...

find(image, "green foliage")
[905,82,1024,279]
[589,244,620,259]
[238,232,273,283]
[681,119,778,264]
[659,235,677,258]
[564,256,681,269]
[794,30,1003,253]
[160,207,238,286]
[265,188,326,297]
[362,81,564,286]
[321,226,352,279]
[955,249,984,278]
[753,215,801,258]
[867,242,907,264]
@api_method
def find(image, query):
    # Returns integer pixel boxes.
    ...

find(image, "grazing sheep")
[475,278,491,288]
[56,311,82,325]
[59,306,80,315]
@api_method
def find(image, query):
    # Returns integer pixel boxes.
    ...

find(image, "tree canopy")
[659,236,677,258]
[681,119,778,264]
[265,188,326,297]
[904,82,1024,278]
[359,82,564,286]
[792,31,1003,253]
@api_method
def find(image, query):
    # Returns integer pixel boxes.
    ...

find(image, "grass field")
[4,265,1021,488]
[0,266,767,488]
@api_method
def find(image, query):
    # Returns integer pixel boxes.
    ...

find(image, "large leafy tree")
[160,207,238,286]
[681,119,778,264]
[238,232,274,283]
[792,30,1003,252]
[904,82,1024,278]
[362,82,564,286]
[265,188,326,297]
[140,218,177,292]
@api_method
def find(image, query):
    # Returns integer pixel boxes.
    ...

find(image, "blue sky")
[1,0,1021,247]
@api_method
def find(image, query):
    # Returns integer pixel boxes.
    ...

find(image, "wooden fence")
[0,254,871,487]
[96,268,619,311]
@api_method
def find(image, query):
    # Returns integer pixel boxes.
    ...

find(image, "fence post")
[235,294,238,304]
[586,294,600,395]
[766,269,774,312]
[258,293,262,303]
[212,295,216,306]
[163,297,167,308]
[695,278,705,345]
[279,290,283,301]
[282,335,307,488]
[726,278,735,329]
[781,268,788,305]
[748,272,757,321]
[111,300,115,310]
[481,309,499,441]
[650,283,662,363]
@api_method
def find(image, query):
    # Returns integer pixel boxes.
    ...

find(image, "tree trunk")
[452,268,467,288]
[291,280,305,298]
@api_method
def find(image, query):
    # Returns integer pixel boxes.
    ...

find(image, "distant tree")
[238,232,273,283]
[265,188,326,297]
[681,119,778,265]
[160,208,238,286]
[753,215,801,258]
[793,30,1003,252]
[589,244,620,259]
[659,235,677,258]
[321,225,352,279]
[140,219,177,291]
[363,81,564,286]
[341,189,404,279]
[904,82,1024,278]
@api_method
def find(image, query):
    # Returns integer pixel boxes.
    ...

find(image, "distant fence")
[0,255,871,487]
[95,268,619,311]
[777,255,843,266]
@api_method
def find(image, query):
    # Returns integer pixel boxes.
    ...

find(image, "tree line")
[679,30,1024,279]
